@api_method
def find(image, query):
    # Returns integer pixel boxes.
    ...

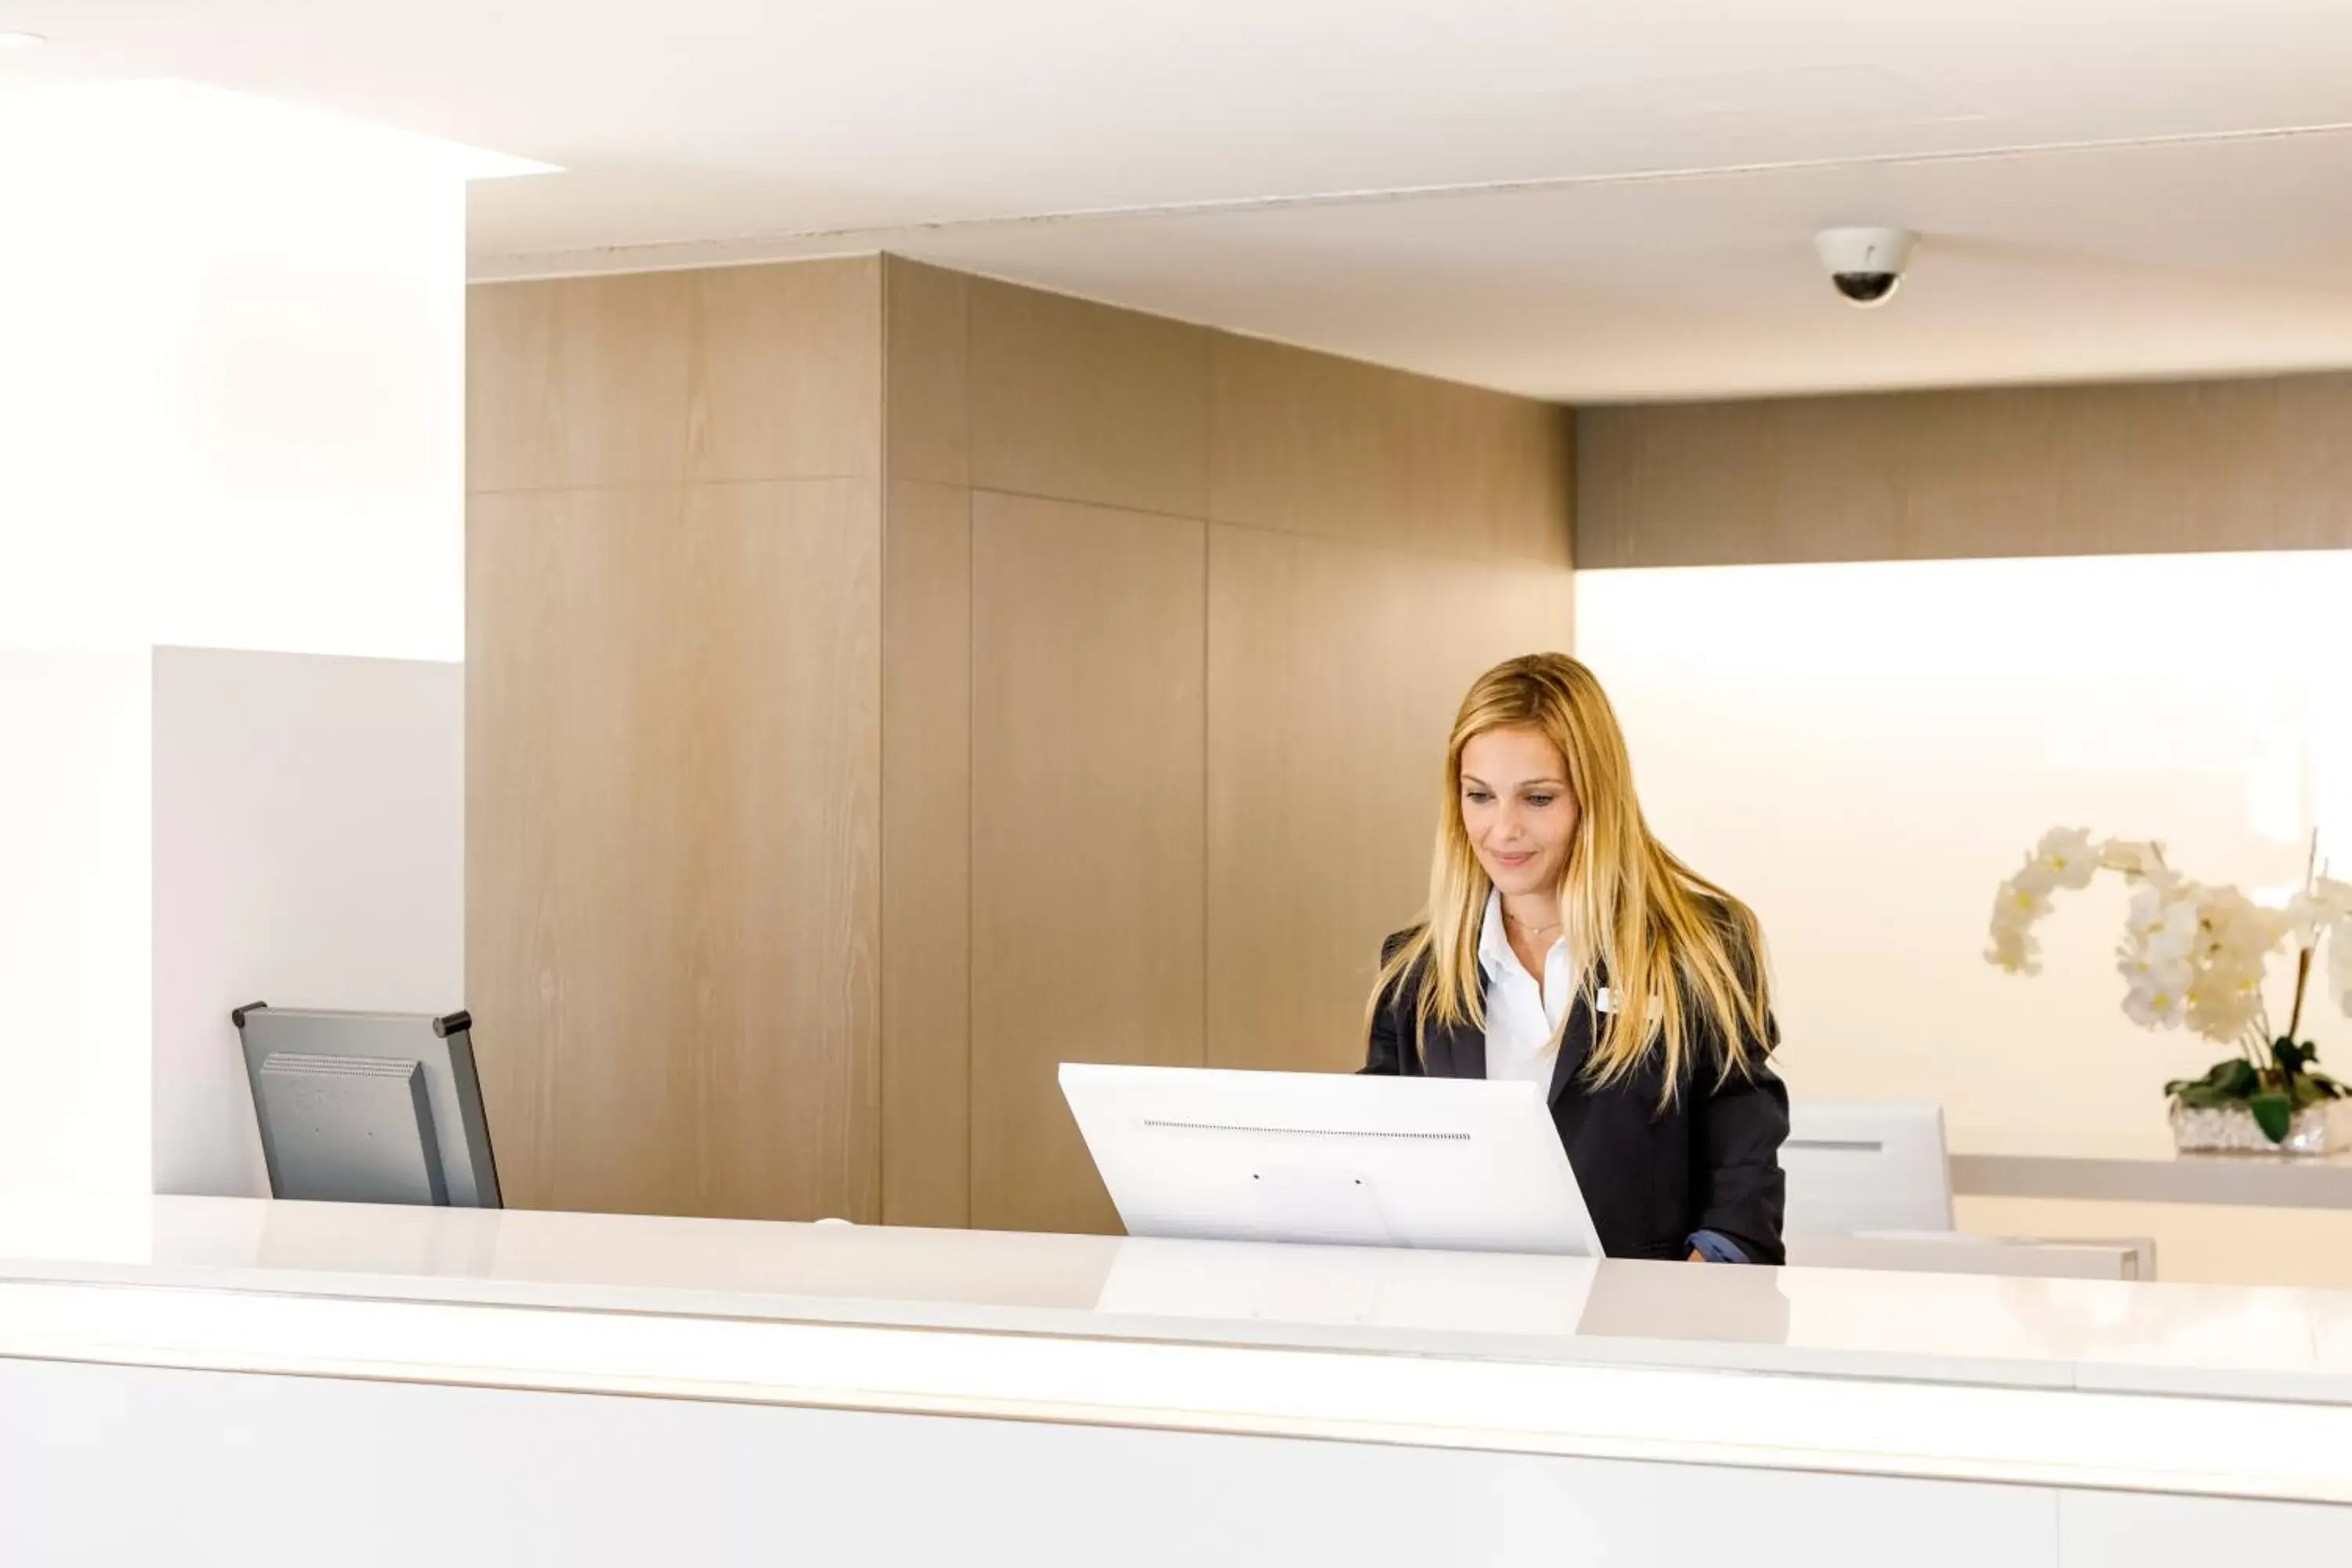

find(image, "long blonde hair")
[1367,653,1772,1102]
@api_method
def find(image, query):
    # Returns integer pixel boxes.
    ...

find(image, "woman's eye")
[1526,795,1555,808]
[1465,790,1492,804]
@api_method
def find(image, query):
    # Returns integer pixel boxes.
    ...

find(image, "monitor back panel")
[237,1007,499,1208]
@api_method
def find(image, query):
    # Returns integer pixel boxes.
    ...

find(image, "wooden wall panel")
[467,255,886,1223]
[967,278,1210,517]
[686,259,882,483]
[467,260,884,497]
[681,480,882,1223]
[1210,333,1574,565]
[1205,525,1575,1075]
[884,258,971,486]
[466,273,694,493]
[968,492,1207,1234]
[1578,372,2352,568]
[471,255,1577,1235]
[469,479,881,1222]
[880,256,976,1225]
[880,479,974,1228]
[469,486,689,1212]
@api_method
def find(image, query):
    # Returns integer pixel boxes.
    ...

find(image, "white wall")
[1578,551,2352,1144]
[0,83,498,1211]
[1577,550,2352,1283]
[0,652,153,1208]
[151,648,464,1197]
[0,81,474,662]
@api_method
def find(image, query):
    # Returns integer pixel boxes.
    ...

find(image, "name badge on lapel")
[1594,987,1660,1018]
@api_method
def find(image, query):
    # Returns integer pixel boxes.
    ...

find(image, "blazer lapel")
[1443,1010,1486,1081]
[1392,968,1486,1081]
[1414,968,1488,1080]
[1547,960,1608,1107]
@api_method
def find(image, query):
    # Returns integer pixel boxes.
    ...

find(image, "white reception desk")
[2,1197,2348,1564]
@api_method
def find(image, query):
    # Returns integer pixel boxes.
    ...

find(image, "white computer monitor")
[1058,1063,1605,1256]
[1783,1098,1953,1235]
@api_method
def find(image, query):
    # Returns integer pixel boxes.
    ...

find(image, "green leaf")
[2273,1039,2311,1076]
[2214,1059,2259,1098]
[2173,1083,2229,1109]
[2250,1092,2295,1143]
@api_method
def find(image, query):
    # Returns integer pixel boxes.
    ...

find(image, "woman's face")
[1458,726,1579,900]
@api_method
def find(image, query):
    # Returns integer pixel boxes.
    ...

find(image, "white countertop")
[0,1195,2344,1401]
[5,1198,2352,1502]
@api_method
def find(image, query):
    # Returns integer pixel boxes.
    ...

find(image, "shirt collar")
[1480,887,1569,982]
[1477,888,1512,980]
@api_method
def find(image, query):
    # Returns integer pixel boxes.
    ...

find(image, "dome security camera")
[1814,227,1918,307]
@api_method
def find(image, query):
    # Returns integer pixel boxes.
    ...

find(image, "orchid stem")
[2288,944,2313,1046]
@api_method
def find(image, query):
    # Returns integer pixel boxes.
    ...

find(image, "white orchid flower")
[1987,926,2039,975]
[2148,902,2201,964]
[2126,882,2281,1050]
[2124,979,2187,1029]
[2005,859,2060,900]
[2034,826,2100,890]
[2100,839,2167,878]
[1992,825,2352,1050]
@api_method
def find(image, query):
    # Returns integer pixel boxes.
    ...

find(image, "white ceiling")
[8,1,2352,399]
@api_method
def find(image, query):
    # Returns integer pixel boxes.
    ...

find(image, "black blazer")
[1360,932,1789,1264]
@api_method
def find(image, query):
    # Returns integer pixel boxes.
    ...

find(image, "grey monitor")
[232,1004,501,1208]
[1782,1098,1952,1235]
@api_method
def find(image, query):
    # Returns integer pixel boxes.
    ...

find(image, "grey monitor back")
[233,1004,500,1208]
[1783,1098,1954,1235]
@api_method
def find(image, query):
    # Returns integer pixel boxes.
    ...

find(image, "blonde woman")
[1363,653,1788,1263]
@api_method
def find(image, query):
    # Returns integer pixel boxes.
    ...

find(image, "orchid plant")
[1987,828,2352,1143]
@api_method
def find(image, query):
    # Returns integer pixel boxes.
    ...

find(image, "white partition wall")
[151,648,464,1196]
[0,82,518,1212]
[0,648,463,1209]
[0,654,154,1218]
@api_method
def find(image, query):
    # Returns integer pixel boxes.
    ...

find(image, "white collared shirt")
[1478,889,1571,1087]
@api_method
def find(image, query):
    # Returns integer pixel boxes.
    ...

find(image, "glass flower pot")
[2169,1100,2352,1156]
